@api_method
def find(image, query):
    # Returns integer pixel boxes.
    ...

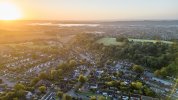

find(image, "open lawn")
[96,38,124,46]
[96,37,173,46]
[128,38,173,44]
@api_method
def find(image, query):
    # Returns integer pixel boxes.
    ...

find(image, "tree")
[160,67,168,77]
[154,70,161,77]
[26,86,34,92]
[30,77,40,86]
[57,69,63,76]
[131,82,143,90]
[106,81,113,87]
[58,63,67,69]
[4,92,15,100]
[120,82,126,86]
[15,89,25,98]
[51,70,58,79]
[57,91,63,98]
[51,69,63,80]
[39,72,48,80]
[116,37,128,42]
[78,75,87,84]
[6,88,26,99]
[154,67,168,77]
[0,79,2,84]
[14,83,25,91]
[132,65,144,73]
[39,86,46,93]
[143,87,155,96]
[69,60,77,67]
[62,94,72,100]
[176,79,178,83]
[13,98,19,100]
[90,96,97,100]
[98,96,105,100]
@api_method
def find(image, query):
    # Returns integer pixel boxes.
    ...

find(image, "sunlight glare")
[0,2,22,20]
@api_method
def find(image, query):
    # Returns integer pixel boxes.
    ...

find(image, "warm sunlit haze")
[0,0,178,100]
[0,0,178,21]
[0,1,22,20]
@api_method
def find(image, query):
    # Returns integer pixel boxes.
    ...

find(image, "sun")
[0,2,22,20]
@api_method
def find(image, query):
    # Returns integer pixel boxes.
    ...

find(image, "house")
[96,70,104,76]
[89,84,98,89]
[102,92,108,96]
[141,95,159,100]
[152,77,173,86]
[122,95,129,100]
[26,91,33,100]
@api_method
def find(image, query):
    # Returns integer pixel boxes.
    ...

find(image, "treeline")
[100,41,178,77]
[154,59,178,77]
[97,42,172,66]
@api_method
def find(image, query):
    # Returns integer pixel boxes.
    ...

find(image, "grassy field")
[128,38,173,44]
[97,37,173,46]
[96,38,124,46]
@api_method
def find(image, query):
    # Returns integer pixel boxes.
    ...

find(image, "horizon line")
[1,19,178,22]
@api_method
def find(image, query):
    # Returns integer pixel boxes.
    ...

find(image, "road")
[40,91,55,100]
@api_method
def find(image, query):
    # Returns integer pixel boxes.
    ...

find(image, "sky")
[1,0,178,20]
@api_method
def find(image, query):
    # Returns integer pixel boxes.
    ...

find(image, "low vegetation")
[96,37,124,46]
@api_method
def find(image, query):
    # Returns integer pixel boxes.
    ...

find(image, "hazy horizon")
[0,0,178,21]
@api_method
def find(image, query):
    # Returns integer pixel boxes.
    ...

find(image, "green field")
[128,38,173,44]
[97,37,173,46]
[96,38,124,46]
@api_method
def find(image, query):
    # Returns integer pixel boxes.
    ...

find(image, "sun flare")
[0,2,22,20]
